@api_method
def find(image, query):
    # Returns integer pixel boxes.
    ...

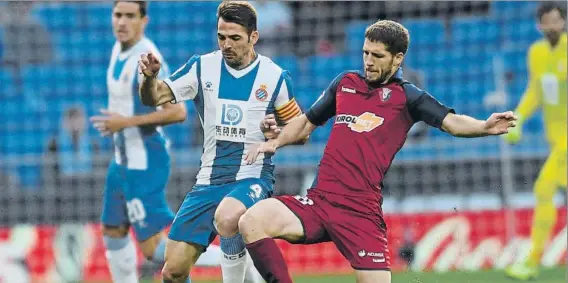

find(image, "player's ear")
[250,30,259,45]
[394,52,404,66]
[142,15,149,28]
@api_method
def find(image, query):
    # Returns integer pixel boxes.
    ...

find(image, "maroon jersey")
[306,68,454,213]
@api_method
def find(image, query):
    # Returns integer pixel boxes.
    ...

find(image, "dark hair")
[365,20,410,55]
[537,2,566,21]
[217,1,257,35]
[113,1,147,17]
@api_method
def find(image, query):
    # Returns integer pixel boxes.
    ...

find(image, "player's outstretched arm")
[245,114,316,164]
[89,103,186,136]
[441,111,518,138]
[139,52,175,106]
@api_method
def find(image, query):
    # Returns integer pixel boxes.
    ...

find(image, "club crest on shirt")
[336,112,384,133]
[255,84,268,101]
[381,88,391,102]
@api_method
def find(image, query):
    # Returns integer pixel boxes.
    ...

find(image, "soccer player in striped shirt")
[139,2,301,283]
[90,2,236,282]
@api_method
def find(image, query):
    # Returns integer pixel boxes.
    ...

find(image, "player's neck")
[120,35,143,52]
[235,50,258,70]
[548,38,560,48]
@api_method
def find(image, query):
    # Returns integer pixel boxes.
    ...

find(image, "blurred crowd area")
[0,1,562,212]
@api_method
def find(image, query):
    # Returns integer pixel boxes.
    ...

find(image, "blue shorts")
[168,178,273,249]
[101,160,174,241]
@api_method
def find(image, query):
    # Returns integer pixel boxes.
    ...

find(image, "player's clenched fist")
[139,52,161,77]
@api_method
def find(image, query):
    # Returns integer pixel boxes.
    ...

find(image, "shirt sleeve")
[163,55,200,103]
[305,72,346,126]
[404,82,455,129]
[273,71,302,124]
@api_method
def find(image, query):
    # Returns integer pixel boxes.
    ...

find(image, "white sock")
[195,244,222,267]
[103,236,138,283]
[221,250,248,283]
[244,251,265,283]
[220,233,248,283]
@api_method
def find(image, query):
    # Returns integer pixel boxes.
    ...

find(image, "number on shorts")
[126,198,147,223]
[541,74,559,105]
[294,195,314,206]
[249,184,263,199]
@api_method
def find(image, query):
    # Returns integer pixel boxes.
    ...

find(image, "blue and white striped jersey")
[107,37,170,170]
[164,51,301,185]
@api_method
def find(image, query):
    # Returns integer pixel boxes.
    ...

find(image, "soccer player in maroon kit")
[240,20,518,283]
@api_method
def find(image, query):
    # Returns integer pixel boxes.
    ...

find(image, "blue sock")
[220,233,246,255]
[103,235,129,251]
[152,238,167,264]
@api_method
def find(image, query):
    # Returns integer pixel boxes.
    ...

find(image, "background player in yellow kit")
[504,2,567,281]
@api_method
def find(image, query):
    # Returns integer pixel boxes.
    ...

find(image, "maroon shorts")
[274,191,390,270]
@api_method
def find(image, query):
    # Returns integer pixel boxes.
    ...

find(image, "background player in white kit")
[90,2,229,283]
[139,2,302,283]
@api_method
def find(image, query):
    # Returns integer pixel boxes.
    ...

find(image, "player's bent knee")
[214,197,247,236]
[238,209,265,243]
[102,225,129,238]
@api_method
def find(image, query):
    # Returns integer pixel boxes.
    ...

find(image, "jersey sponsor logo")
[335,112,384,133]
[255,84,268,101]
[216,100,248,142]
[341,86,356,94]
[381,88,391,102]
[358,250,386,262]
[221,104,243,126]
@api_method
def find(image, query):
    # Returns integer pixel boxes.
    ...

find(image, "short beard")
[225,58,243,69]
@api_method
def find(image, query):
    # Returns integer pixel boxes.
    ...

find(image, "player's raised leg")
[162,239,203,283]
[214,178,272,283]
[324,203,392,283]
[239,197,314,283]
[164,184,230,283]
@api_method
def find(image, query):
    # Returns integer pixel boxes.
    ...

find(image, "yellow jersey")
[515,33,567,147]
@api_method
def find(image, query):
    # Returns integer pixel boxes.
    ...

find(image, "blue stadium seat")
[32,3,80,31]
[502,48,529,104]
[304,55,360,91]
[272,55,300,82]
[491,1,540,19]
[401,18,446,47]
[501,18,540,49]
[84,4,112,29]
[451,17,500,50]
[344,21,372,54]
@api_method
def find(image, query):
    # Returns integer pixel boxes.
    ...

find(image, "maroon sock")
[246,238,293,283]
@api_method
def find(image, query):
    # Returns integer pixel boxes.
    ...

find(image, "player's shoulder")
[331,70,365,88]
[333,70,363,83]
[257,54,282,70]
[399,81,428,101]
[195,51,222,67]
[529,39,549,55]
